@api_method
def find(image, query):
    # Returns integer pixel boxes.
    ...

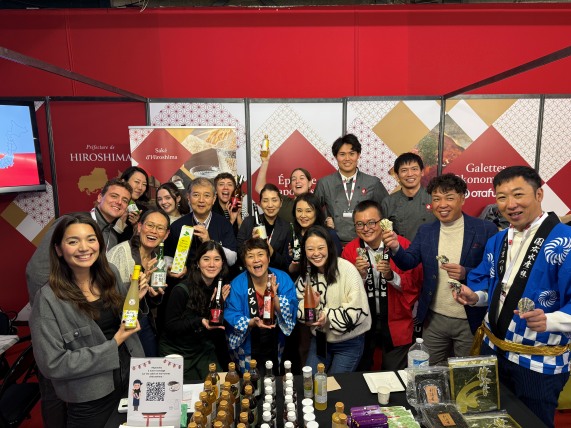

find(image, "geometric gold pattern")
[373,101,430,155]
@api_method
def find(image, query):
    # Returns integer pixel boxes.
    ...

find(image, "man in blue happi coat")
[456,165,571,428]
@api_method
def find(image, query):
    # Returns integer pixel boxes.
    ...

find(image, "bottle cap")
[263,402,271,412]
[302,398,313,407]
[262,411,271,421]
[285,373,294,381]
[302,366,312,374]
[307,421,319,428]
[266,360,273,368]
[284,360,292,369]
[241,398,249,408]
[335,402,344,412]
[229,362,236,371]
[265,386,273,395]
[243,372,251,380]
[264,394,273,403]
[303,413,316,423]
[264,378,272,385]
[287,411,297,422]
[285,423,295,428]
[209,363,217,371]
[287,402,296,412]
[416,338,423,343]
[302,405,314,414]
[244,384,253,395]
[132,264,141,280]
[317,363,325,372]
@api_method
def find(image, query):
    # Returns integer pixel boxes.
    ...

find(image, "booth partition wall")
[1,5,571,311]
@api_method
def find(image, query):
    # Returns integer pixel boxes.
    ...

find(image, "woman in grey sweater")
[29,213,145,427]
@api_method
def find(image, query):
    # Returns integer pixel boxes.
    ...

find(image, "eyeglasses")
[354,219,381,230]
[143,222,167,233]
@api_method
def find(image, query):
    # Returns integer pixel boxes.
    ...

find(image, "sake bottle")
[122,264,141,329]
[151,243,167,289]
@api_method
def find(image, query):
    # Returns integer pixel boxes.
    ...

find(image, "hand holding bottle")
[249,316,275,329]
[115,319,141,345]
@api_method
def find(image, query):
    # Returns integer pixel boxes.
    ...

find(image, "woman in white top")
[297,225,371,374]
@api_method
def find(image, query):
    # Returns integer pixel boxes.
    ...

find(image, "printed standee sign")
[127,356,184,427]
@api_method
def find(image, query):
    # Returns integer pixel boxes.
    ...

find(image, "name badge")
[343,210,353,218]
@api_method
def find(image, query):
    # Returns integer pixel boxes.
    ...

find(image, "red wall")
[1,4,571,312]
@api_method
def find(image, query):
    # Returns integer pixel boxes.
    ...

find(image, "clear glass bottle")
[314,363,327,411]
[302,366,313,399]
[407,337,430,368]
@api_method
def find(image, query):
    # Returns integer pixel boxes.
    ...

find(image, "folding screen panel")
[248,101,344,201]
[539,98,571,216]
[347,99,441,194]
[442,97,540,217]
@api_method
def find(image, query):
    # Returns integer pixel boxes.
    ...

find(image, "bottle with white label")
[407,337,430,368]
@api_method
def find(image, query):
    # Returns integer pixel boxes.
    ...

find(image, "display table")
[109,370,547,427]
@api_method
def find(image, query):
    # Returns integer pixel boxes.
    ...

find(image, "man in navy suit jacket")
[383,173,497,365]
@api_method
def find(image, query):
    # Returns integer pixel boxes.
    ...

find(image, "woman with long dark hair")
[159,241,231,382]
[156,181,190,225]
[290,192,342,275]
[117,166,151,241]
[29,213,146,427]
[297,225,371,374]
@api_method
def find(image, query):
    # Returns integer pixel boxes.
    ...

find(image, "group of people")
[24,133,571,428]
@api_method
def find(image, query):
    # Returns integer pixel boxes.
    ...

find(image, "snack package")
[420,403,468,428]
[448,355,500,413]
[405,366,450,408]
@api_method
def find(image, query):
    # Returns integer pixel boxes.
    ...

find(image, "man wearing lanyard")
[314,134,389,245]
[341,200,422,370]
[455,166,571,428]
[382,173,497,365]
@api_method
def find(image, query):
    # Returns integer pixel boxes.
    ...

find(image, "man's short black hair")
[493,166,542,192]
[427,173,467,196]
[394,153,424,174]
[332,134,361,157]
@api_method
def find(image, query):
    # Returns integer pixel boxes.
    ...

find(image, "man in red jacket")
[341,200,423,370]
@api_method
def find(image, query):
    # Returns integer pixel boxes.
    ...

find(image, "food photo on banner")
[128,126,237,190]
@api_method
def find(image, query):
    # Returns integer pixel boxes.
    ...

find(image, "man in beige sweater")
[383,174,498,365]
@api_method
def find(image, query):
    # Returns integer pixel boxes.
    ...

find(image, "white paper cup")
[377,385,390,405]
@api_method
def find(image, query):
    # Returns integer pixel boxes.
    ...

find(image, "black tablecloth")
[109,370,547,427]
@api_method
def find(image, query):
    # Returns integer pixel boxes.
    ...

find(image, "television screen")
[0,100,46,194]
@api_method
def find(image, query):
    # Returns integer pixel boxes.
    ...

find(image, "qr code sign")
[145,382,165,401]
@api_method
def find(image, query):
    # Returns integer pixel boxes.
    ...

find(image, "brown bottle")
[218,400,234,428]
[221,382,237,422]
[204,380,218,416]
[199,391,212,427]
[215,410,229,428]
[231,176,243,212]
[262,280,274,326]
[240,371,253,399]
[206,364,221,398]
[244,384,258,427]
[192,410,206,428]
[240,399,254,428]
[209,279,225,326]
[226,362,240,400]
[249,359,261,398]
[188,422,198,428]
[303,268,317,323]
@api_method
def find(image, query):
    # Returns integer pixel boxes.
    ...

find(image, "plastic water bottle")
[407,338,430,367]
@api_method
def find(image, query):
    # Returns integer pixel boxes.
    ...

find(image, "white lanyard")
[502,213,545,285]
[343,177,357,207]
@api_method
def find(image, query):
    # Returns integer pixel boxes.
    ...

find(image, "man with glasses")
[382,174,497,365]
[342,200,422,370]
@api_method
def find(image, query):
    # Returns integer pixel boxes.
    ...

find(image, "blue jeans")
[137,313,158,357]
[305,334,365,374]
